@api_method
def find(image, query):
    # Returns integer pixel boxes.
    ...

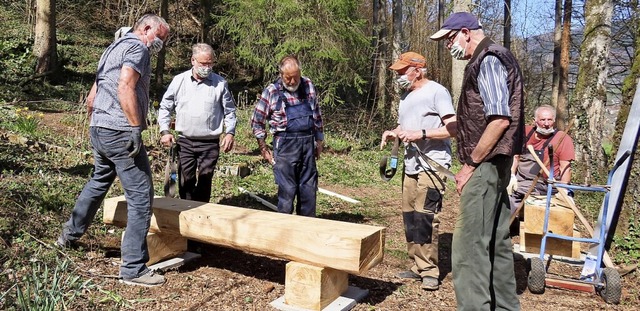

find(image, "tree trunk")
[570,0,614,183]
[450,0,472,106]
[372,0,388,118]
[154,0,169,101]
[33,0,57,75]
[550,0,562,110]
[610,0,639,247]
[503,0,511,50]
[390,0,402,119]
[556,0,572,130]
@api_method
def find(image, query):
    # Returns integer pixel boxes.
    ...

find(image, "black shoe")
[421,276,439,290]
[55,235,79,249]
[396,270,421,280]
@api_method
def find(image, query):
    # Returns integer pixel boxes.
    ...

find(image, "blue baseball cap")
[430,12,482,40]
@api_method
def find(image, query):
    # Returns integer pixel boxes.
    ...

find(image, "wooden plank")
[149,252,201,272]
[524,202,574,236]
[103,196,385,275]
[284,262,348,311]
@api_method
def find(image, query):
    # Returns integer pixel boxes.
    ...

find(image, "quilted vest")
[456,38,525,163]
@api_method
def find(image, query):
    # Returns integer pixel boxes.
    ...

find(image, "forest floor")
[5,111,639,310]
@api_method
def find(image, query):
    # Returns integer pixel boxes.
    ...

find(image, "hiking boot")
[396,270,421,281]
[421,276,439,290]
[120,270,165,287]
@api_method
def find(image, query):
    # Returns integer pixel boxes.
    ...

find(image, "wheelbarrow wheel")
[527,257,546,294]
[598,267,621,304]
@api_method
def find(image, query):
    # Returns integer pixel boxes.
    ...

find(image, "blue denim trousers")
[61,126,154,278]
[272,132,317,216]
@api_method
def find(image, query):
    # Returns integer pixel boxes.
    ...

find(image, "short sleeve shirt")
[91,33,151,130]
[398,81,455,174]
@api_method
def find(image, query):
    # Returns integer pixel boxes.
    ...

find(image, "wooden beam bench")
[103,196,385,310]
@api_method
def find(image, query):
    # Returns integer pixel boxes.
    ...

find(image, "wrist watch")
[421,129,427,140]
[466,157,480,168]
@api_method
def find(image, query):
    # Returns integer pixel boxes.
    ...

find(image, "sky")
[512,0,556,37]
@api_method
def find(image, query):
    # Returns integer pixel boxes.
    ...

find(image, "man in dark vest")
[251,55,324,217]
[431,12,524,310]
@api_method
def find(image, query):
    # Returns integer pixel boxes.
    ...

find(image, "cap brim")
[388,60,408,71]
[430,28,452,41]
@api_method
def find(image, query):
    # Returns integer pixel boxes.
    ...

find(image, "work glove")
[507,174,518,195]
[126,126,142,158]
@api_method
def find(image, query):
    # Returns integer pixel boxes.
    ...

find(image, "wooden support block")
[524,202,574,236]
[520,222,581,258]
[284,262,349,311]
[146,232,187,265]
[104,196,385,275]
[121,231,188,265]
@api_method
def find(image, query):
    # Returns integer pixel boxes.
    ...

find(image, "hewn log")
[103,196,385,275]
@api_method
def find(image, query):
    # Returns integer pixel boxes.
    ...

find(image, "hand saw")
[409,142,455,180]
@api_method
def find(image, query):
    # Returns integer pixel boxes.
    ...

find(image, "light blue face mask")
[148,37,164,55]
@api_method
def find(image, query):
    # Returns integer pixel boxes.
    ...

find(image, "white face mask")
[284,81,300,92]
[536,127,556,136]
[195,66,212,78]
[396,74,412,89]
[449,40,466,60]
[147,37,164,55]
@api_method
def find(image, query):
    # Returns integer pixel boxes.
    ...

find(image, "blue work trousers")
[61,126,154,279]
[272,132,317,216]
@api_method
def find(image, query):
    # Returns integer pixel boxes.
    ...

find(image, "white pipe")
[318,187,360,204]
[238,187,278,211]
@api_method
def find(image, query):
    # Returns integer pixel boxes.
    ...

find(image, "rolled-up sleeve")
[251,87,271,139]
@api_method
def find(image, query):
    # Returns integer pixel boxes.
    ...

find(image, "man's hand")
[507,174,518,195]
[257,139,274,164]
[397,129,422,143]
[455,164,476,194]
[315,140,323,160]
[127,127,142,158]
[221,134,234,152]
[160,132,175,147]
[380,130,398,150]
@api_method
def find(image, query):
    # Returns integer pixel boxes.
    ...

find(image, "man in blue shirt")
[56,14,170,287]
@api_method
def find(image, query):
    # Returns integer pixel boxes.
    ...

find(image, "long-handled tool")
[164,143,178,198]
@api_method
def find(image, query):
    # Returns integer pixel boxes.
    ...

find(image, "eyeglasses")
[447,30,460,44]
[193,58,213,67]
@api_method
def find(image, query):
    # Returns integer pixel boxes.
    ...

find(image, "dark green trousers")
[452,156,520,311]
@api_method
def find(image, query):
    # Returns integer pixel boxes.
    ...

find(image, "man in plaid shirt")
[251,55,324,217]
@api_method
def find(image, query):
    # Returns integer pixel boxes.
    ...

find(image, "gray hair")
[535,104,557,120]
[192,43,214,58]
[279,55,302,73]
[134,14,170,33]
